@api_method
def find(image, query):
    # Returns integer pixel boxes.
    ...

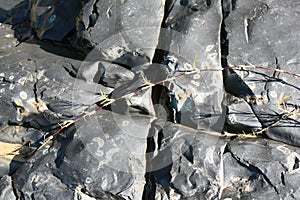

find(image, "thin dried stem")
[4,62,299,156]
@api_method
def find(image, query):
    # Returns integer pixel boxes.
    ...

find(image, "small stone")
[85,177,93,184]
[19,91,28,100]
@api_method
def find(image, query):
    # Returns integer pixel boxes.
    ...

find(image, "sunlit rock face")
[0,0,299,199]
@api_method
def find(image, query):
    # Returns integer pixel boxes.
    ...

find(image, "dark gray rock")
[0,0,29,26]
[0,22,107,119]
[0,100,14,128]
[147,121,300,199]
[147,121,229,199]
[0,0,24,11]
[39,59,112,117]
[72,0,164,68]
[30,0,83,41]
[224,0,300,146]
[12,109,152,200]
[12,141,76,200]
[76,60,134,88]
[161,0,225,131]
[68,0,166,119]
[222,138,300,199]
[0,23,99,176]
[1,0,300,199]
[56,109,152,199]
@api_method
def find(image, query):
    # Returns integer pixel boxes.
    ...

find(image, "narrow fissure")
[220,0,229,70]
[142,1,175,199]
[89,0,100,28]
[150,0,177,123]
[33,76,39,103]
[220,0,232,134]
[11,178,20,199]
[142,134,157,200]
[33,63,40,103]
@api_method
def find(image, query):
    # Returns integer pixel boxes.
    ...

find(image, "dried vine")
[3,62,300,157]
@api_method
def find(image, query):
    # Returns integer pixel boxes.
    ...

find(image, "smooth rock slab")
[74,0,165,64]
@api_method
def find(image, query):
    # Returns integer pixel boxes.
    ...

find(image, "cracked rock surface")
[223,0,300,146]
[0,0,299,199]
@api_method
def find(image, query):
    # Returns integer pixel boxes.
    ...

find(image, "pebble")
[85,177,93,184]
[19,91,28,100]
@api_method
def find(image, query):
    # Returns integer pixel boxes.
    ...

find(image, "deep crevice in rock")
[293,157,299,170]
[142,123,158,200]
[280,172,285,186]
[33,68,39,103]
[142,1,176,198]
[89,0,100,28]
[10,178,20,199]
[220,0,255,99]
[221,0,263,133]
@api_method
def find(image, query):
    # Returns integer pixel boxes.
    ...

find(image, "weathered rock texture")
[0,0,299,199]
[224,0,300,146]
